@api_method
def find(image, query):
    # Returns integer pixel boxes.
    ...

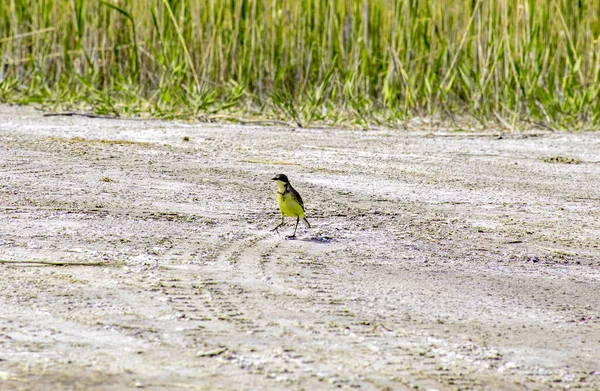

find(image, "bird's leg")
[271,213,285,233]
[287,217,300,239]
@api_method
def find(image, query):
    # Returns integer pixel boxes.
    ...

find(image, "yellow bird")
[271,174,311,238]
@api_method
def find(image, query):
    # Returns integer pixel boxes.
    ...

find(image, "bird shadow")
[296,235,335,244]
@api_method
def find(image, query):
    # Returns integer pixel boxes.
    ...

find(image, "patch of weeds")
[271,89,302,127]
[3,0,600,129]
[542,156,583,164]
[54,136,153,147]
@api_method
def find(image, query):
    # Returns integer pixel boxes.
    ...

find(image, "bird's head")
[271,174,289,183]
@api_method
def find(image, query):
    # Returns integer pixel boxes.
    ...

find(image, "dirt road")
[1,105,599,390]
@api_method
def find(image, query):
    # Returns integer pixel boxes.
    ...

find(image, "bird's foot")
[271,223,285,233]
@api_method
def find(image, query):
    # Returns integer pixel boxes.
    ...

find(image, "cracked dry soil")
[1,104,600,390]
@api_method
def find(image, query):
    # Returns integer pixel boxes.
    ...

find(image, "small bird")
[271,174,311,238]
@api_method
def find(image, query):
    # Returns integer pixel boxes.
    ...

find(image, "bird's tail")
[302,217,311,228]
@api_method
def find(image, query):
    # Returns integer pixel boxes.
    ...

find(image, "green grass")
[1,0,600,130]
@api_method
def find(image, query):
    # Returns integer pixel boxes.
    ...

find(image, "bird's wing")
[289,185,305,211]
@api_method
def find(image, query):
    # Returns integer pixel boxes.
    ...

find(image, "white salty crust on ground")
[1,104,600,390]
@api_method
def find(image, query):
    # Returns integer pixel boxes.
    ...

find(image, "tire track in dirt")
[190,222,584,389]
[155,226,461,389]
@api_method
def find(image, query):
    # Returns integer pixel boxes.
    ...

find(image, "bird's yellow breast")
[276,191,305,218]
[275,180,305,218]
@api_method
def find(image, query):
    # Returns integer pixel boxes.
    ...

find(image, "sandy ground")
[0,104,599,390]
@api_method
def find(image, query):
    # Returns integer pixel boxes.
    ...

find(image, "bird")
[271,174,311,238]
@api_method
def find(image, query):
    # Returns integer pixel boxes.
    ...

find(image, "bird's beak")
[271,177,278,181]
